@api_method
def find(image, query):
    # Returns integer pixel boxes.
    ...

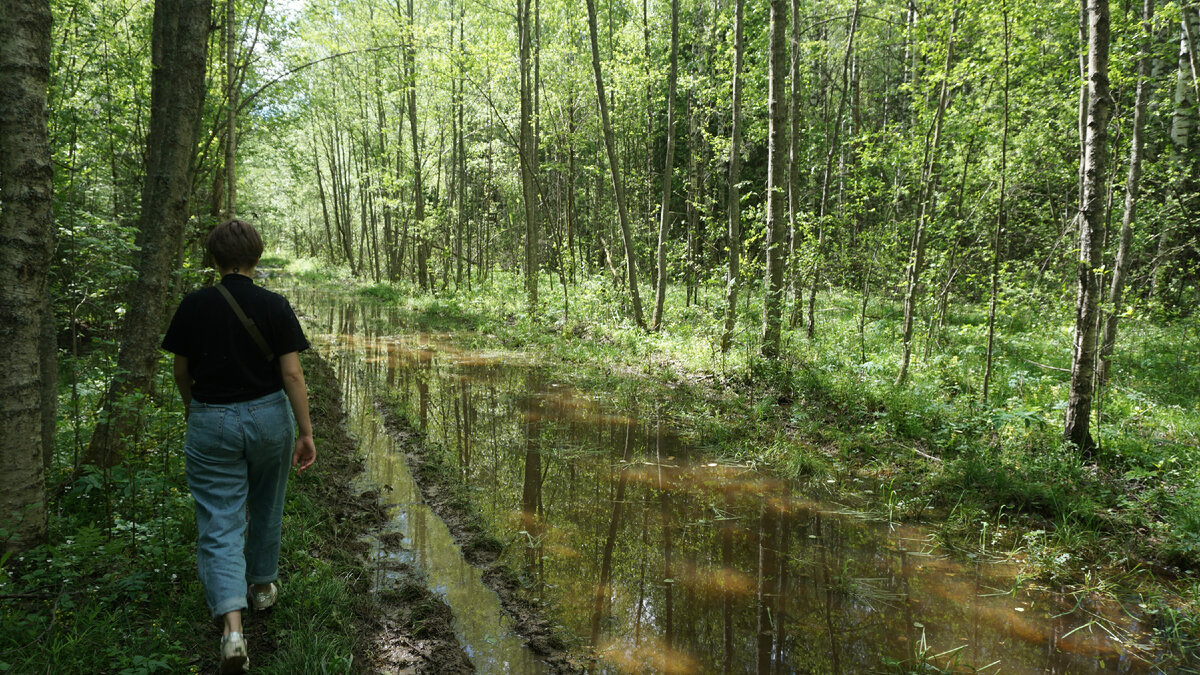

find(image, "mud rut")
[304,351,579,673]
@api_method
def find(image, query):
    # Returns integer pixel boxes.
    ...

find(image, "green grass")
[283,256,350,283]
[258,254,291,269]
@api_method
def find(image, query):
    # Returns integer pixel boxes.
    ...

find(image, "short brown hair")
[206,219,263,271]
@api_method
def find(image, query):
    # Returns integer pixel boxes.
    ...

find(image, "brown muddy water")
[293,288,1163,674]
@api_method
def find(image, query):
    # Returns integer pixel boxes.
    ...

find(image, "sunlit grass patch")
[260,571,358,674]
[356,281,405,303]
[285,256,349,282]
[258,253,291,268]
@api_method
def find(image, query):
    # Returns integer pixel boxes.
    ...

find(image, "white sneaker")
[220,631,249,674]
[249,582,277,610]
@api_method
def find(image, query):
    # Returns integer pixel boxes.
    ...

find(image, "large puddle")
[335,348,546,672]
[295,288,1162,674]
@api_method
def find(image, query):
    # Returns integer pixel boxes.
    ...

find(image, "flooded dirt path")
[294,288,1162,674]
[330,329,549,672]
[299,351,473,673]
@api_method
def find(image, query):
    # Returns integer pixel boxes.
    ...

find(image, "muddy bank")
[302,351,472,673]
[374,396,584,673]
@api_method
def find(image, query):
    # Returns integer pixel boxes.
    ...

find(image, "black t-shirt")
[162,274,309,403]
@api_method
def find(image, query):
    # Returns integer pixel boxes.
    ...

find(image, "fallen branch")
[1023,358,1070,373]
[909,445,942,463]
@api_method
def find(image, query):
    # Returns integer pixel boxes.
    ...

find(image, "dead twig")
[1023,358,1071,373]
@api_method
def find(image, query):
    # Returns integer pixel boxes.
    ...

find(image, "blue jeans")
[185,389,295,618]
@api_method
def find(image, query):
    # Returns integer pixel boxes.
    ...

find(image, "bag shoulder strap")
[215,283,275,362]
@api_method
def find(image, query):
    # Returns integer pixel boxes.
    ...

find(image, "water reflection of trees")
[520,371,545,598]
[302,293,1149,675]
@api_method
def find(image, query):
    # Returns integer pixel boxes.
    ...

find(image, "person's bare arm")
[280,351,316,473]
[173,355,192,420]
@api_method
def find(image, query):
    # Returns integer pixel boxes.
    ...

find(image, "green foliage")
[1143,582,1200,669]
[0,351,364,673]
[0,385,203,673]
[357,282,405,303]
[258,254,291,268]
[284,256,348,283]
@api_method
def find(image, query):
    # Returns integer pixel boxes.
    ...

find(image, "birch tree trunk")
[1077,0,1089,208]
[786,0,801,328]
[0,0,54,550]
[761,0,788,358]
[519,0,539,310]
[586,0,646,328]
[1185,6,1200,104]
[1153,6,1199,299]
[983,2,1011,404]
[85,0,212,468]
[1098,0,1154,387]
[1064,0,1112,455]
[896,9,955,385]
[1170,8,1199,151]
[685,88,700,307]
[650,0,679,331]
[719,0,745,353]
[404,0,428,290]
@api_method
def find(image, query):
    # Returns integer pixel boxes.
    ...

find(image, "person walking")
[162,219,316,674]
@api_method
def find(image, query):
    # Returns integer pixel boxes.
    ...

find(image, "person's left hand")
[293,435,316,474]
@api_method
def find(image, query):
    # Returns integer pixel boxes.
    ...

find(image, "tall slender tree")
[85,0,213,468]
[1098,0,1154,386]
[786,0,802,328]
[403,0,429,290]
[650,0,680,331]
[897,7,956,385]
[0,0,54,550]
[806,0,860,339]
[1064,0,1112,454]
[586,0,646,328]
[983,1,1012,404]
[719,0,745,353]
[519,0,539,310]
[761,0,788,358]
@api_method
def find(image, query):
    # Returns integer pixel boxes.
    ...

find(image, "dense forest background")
[2,0,1200,667]
[4,0,1200,546]
[2,0,1199,552]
